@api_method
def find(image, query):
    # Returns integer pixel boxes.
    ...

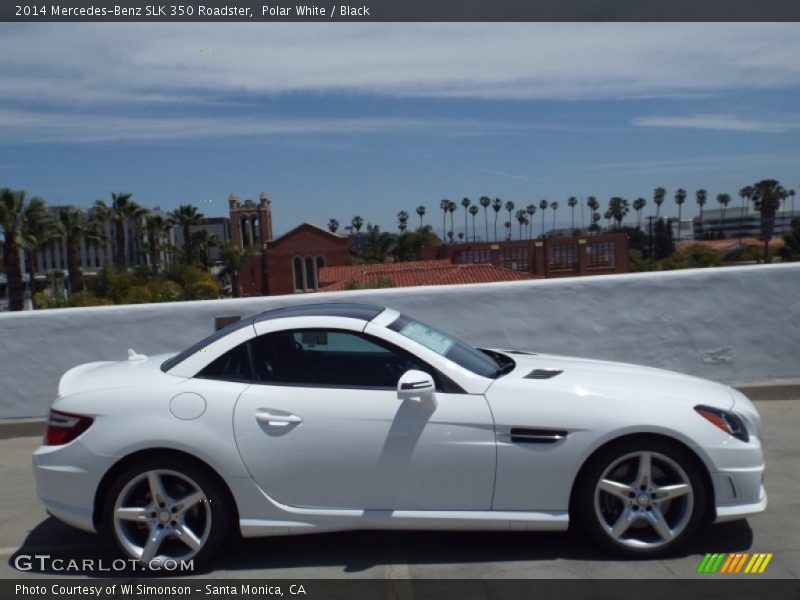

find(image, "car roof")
[252,302,386,323]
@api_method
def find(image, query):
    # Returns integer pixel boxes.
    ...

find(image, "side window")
[251,329,434,389]
[196,343,253,382]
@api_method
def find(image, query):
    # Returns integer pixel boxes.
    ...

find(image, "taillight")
[44,410,94,445]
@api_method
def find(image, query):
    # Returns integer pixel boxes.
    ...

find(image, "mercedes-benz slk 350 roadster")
[33,303,766,566]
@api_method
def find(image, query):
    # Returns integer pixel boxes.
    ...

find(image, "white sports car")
[34,303,766,567]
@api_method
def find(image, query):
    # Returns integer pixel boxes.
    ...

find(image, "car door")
[232,326,496,511]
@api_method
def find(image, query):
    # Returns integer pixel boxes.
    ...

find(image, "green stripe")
[697,554,713,573]
[710,553,727,573]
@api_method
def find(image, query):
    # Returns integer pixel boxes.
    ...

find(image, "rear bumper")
[33,440,113,533]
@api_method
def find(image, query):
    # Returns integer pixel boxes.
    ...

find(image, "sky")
[0,22,799,236]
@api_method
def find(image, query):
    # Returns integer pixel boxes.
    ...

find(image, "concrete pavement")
[2,400,798,579]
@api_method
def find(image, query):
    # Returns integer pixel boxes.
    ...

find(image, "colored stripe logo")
[697,552,773,574]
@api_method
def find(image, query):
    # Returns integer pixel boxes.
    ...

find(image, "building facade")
[693,207,797,239]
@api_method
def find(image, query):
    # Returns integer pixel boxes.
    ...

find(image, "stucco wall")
[1,263,798,419]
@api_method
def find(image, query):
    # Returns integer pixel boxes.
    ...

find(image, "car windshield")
[387,314,513,378]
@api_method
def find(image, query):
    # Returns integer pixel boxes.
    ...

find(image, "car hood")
[58,352,182,397]
[487,350,735,410]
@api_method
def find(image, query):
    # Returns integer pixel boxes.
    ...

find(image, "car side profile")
[33,303,766,566]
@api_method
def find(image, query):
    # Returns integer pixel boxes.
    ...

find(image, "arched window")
[293,257,304,291]
[305,256,316,290]
[316,255,325,269]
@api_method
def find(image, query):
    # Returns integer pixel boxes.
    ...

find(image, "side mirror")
[397,369,436,405]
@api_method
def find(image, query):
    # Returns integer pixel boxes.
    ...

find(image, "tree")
[653,218,675,260]
[538,199,548,236]
[587,196,599,234]
[788,189,796,217]
[479,196,491,241]
[191,229,219,269]
[633,197,646,229]
[397,210,409,233]
[589,212,601,234]
[219,241,252,298]
[515,210,527,239]
[525,204,536,239]
[351,215,364,237]
[447,201,457,242]
[550,201,559,232]
[604,209,613,230]
[738,185,754,241]
[327,218,339,233]
[94,193,143,267]
[142,214,168,275]
[460,197,471,241]
[673,189,687,239]
[695,189,707,237]
[491,198,502,241]
[503,220,511,240]
[504,200,515,239]
[750,179,788,262]
[168,204,204,265]
[567,196,578,232]
[468,204,479,242]
[716,193,731,238]
[395,225,441,261]
[779,217,800,262]
[439,199,450,243]
[653,187,666,220]
[57,207,104,291]
[608,197,630,229]
[416,205,426,229]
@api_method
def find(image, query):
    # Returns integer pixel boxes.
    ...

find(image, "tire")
[573,438,707,557]
[102,456,229,568]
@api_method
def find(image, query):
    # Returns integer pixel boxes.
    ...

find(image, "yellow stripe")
[734,553,749,573]
[750,554,766,573]
[758,554,773,574]
[720,554,736,573]
[744,554,760,573]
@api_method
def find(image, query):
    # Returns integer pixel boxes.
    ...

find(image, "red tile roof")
[319,259,533,291]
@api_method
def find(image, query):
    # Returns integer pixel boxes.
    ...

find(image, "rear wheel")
[574,439,707,556]
[103,458,229,568]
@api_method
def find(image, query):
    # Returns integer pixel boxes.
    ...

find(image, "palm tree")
[416,205,426,229]
[504,200,515,238]
[586,196,599,235]
[461,198,471,241]
[515,210,528,239]
[695,189,707,237]
[351,215,365,238]
[674,189,687,239]
[524,204,535,239]
[538,199,548,237]
[653,187,666,220]
[479,196,491,241]
[491,198,503,241]
[551,201,559,233]
[439,199,450,243]
[503,220,511,240]
[0,189,47,310]
[468,205,479,242]
[738,185,754,241]
[608,197,630,229]
[191,229,219,269]
[57,207,104,291]
[633,198,646,229]
[716,193,731,238]
[788,189,796,217]
[750,179,788,262]
[447,201,457,241]
[168,204,204,265]
[143,214,168,275]
[567,196,578,232]
[93,193,144,267]
[327,218,339,233]
[219,241,252,298]
[397,210,409,233]
[22,198,60,305]
[590,212,602,234]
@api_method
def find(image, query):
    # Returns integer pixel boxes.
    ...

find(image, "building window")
[293,257,304,291]
[250,267,256,285]
[587,241,616,269]
[305,256,316,290]
[460,249,492,264]
[293,255,320,292]
[548,243,578,272]
[316,255,325,269]
[500,247,529,270]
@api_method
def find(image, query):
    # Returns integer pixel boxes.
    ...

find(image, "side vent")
[525,368,563,380]
[510,428,568,444]
[506,350,537,356]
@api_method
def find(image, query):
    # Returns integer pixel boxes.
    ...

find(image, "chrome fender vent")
[510,428,568,444]
[525,368,563,379]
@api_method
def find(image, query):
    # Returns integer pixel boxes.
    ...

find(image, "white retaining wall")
[0,263,798,419]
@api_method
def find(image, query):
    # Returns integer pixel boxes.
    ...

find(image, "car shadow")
[8,516,753,577]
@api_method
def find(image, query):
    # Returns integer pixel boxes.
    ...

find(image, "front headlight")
[694,404,749,442]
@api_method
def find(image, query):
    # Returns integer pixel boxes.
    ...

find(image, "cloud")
[632,114,800,133]
[1,23,799,105]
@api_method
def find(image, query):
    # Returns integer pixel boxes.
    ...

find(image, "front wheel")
[574,439,707,557]
[103,458,229,568]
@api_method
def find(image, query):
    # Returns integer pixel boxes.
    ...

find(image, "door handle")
[255,410,303,426]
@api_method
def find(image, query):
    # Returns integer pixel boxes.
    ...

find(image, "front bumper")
[700,437,767,523]
[33,440,115,533]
